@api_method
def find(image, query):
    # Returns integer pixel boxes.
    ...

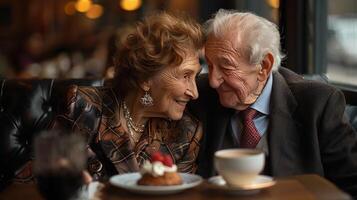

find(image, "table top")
[0,174,352,200]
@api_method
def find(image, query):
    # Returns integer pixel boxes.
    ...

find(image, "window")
[326,0,357,85]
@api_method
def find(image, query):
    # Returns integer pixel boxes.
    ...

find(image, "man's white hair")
[205,9,284,71]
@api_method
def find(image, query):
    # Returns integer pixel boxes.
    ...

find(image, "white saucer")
[109,172,203,195]
[207,175,276,195]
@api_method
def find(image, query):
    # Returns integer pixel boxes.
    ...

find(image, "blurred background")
[0,0,356,87]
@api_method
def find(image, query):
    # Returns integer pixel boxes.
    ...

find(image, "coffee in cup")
[214,148,265,187]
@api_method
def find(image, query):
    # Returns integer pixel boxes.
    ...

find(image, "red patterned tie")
[240,108,260,148]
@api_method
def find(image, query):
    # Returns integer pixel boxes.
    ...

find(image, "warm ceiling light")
[75,0,92,13]
[267,0,280,9]
[119,0,142,11]
[86,4,103,19]
[64,2,76,15]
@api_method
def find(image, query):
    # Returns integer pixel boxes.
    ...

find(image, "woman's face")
[148,53,201,120]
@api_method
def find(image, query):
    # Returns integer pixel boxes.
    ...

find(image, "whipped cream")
[140,160,177,177]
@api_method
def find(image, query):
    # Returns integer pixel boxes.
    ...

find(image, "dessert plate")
[207,175,276,195]
[109,172,203,195]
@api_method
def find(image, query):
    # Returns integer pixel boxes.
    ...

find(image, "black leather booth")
[0,79,107,190]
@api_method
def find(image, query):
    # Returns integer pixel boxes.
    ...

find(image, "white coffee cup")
[214,148,265,187]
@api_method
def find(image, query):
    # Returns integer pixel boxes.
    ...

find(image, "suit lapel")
[268,71,302,176]
[209,105,233,152]
[203,99,233,177]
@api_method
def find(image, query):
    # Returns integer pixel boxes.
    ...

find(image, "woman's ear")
[257,53,274,81]
[139,80,152,92]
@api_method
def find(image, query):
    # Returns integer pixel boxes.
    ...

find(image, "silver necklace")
[122,101,145,142]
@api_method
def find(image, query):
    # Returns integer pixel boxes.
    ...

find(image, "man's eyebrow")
[218,57,233,65]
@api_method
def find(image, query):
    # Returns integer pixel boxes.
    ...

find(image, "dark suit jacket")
[53,85,202,180]
[190,67,357,197]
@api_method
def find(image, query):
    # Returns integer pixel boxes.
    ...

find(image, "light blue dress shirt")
[230,74,273,145]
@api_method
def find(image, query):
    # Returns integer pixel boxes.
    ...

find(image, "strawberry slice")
[162,155,173,167]
[151,152,164,163]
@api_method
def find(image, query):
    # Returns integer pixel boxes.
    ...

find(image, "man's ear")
[257,53,274,81]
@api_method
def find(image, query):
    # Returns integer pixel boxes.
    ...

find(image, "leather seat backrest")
[0,79,106,189]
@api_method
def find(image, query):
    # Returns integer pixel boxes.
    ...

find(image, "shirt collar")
[250,73,273,115]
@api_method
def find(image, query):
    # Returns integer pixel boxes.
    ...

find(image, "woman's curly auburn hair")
[113,12,204,98]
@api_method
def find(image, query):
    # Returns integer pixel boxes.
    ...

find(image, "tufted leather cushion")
[0,79,106,190]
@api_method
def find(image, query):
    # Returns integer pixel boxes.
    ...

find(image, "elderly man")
[191,9,357,197]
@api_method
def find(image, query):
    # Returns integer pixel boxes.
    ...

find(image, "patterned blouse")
[51,85,203,181]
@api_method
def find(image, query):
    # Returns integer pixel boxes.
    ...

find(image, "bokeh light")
[85,4,103,19]
[266,0,280,9]
[75,0,92,13]
[64,2,76,15]
[119,0,142,11]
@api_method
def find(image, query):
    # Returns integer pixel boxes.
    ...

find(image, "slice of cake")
[137,152,182,186]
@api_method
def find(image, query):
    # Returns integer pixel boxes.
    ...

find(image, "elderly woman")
[50,12,204,181]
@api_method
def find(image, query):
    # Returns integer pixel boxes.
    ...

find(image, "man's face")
[205,36,265,110]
